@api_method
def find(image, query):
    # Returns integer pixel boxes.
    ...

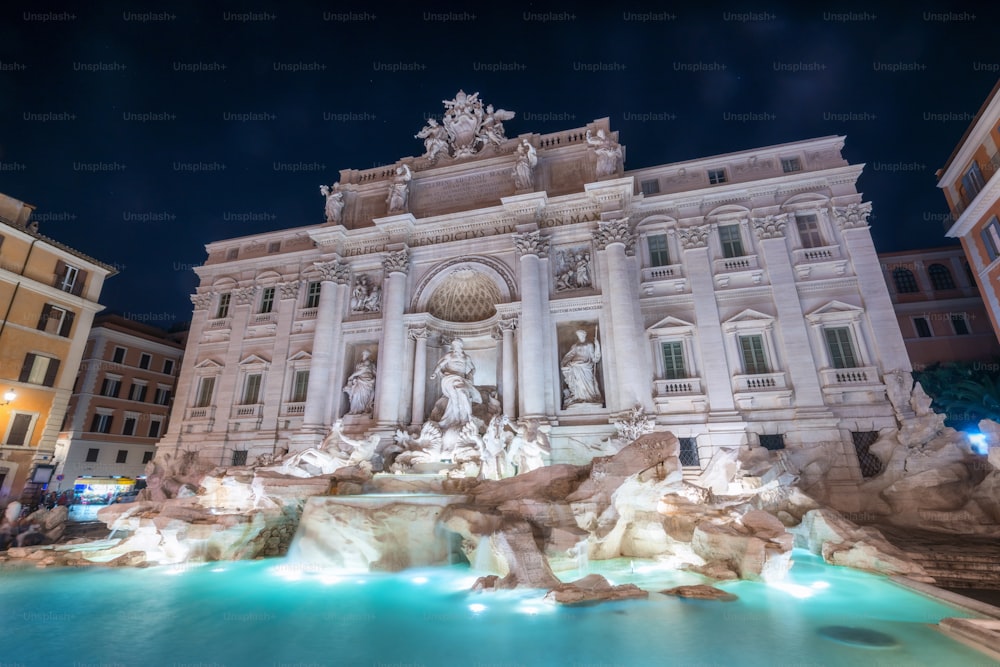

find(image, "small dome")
[427,269,502,322]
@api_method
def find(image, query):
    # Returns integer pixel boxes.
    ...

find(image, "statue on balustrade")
[561,329,602,407]
[343,349,377,415]
[429,338,482,429]
[387,164,412,213]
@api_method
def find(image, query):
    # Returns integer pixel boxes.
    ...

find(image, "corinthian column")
[513,232,549,418]
[408,327,429,426]
[592,219,650,411]
[299,260,350,447]
[498,316,518,417]
[375,248,410,427]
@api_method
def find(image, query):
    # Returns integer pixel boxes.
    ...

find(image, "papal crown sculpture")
[415,90,516,161]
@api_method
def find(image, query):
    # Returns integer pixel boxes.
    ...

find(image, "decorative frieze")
[513,231,550,258]
[231,286,259,306]
[350,274,382,313]
[382,248,411,274]
[277,281,301,300]
[751,214,788,240]
[554,247,593,291]
[833,202,873,230]
[678,224,711,250]
[592,218,635,253]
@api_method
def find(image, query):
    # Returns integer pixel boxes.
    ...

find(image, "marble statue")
[320,184,344,224]
[480,414,512,480]
[387,164,412,213]
[561,329,602,407]
[344,350,377,415]
[270,420,379,478]
[479,104,515,148]
[512,139,537,190]
[429,338,482,428]
[506,419,550,474]
[586,129,623,177]
[350,275,381,313]
[415,118,450,162]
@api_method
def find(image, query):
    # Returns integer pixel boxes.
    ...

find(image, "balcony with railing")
[792,244,842,265]
[232,403,263,419]
[185,406,215,421]
[296,307,318,320]
[819,366,879,387]
[713,254,759,274]
[641,264,684,282]
[732,371,792,409]
[282,402,306,416]
[652,377,706,414]
[206,317,231,330]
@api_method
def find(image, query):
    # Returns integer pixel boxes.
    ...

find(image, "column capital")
[190,292,213,310]
[498,315,519,332]
[314,260,352,284]
[751,214,788,241]
[382,247,410,274]
[407,326,429,342]
[592,218,635,253]
[231,286,259,306]
[513,230,549,258]
[277,280,302,300]
[832,202,872,230]
[677,223,711,250]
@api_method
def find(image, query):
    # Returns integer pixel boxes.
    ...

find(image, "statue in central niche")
[429,338,482,429]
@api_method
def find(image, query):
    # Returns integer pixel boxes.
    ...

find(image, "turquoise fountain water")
[0,550,992,666]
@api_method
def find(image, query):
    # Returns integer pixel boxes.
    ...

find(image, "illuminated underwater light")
[811,581,830,590]
[411,576,429,584]
[468,603,486,614]
[768,581,815,599]
[968,432,988,455]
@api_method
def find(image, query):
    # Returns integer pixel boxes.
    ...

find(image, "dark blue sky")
[1,3,997,327]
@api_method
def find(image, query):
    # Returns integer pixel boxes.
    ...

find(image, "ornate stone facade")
[159,98,912,505]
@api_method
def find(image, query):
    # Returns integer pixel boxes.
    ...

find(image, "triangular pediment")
[649,315,695,330]
[238,354,271,366]
[808,300,863,316]
[193,358,224,369]
[288,351,312,362]
[724,308,774,325]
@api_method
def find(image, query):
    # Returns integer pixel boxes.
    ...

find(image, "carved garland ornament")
[677,224,711,250]
[751,214,788,240]
[278,281,301,300]
[833,202,873,230]
[231,286,259,306]
[512,231,550,258]
[592,218,635,252]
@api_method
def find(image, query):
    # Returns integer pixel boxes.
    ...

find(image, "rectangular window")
[795,214,824,249]
[851,431,883,478]
[20,354,60,387]
[90,413,114,434]
[718,224,744,258]
[962,162,986,201]
[5,413,34,446]
[163,359,175,375]
[138,353,151,370]
[781,157,802,173]
[194,377,216,408]
[913,317,932,338]
[661,342,686,380]
[647,234,670,267]
[142,451,154,464]
[640,179,660,196]
[154,387,171,405]
[678,437,700,467]
[85,448,99,463]
[122,416,137,436]
[242,373,262,404]
[708,168,728,184]
[148,419,162,439]
[232,450,249,466]
[100,377,122,398]
[56,262,80,294]
[128,382,148,402]
[291,370,310,403]
[981,217,1000,262]
[738,335,769,374]
[116,450,128,464]
[216,293,231,319]
[305,282,321,309]
[112,346,127,364]
[824,327,859,369]
[952,314,971,335]
[260,286,275,314]
[37,304,75,337]
[759,434,785,451]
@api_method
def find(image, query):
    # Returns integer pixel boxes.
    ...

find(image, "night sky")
[1,3,997,329]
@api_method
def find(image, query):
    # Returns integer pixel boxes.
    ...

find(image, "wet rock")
[545,574,648,605]
[660,585,738,601]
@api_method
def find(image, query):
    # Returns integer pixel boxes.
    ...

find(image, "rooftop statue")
[415,90,515,160]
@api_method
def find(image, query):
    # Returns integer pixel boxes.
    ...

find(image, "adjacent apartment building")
[0,192,116,504]
[940,79,1000,343]
[157,92,915,509]
[879,245,1000,369]
[53,314,185,491]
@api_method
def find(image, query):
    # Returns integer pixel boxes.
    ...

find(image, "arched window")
[893,268,918,293]
[928,263,956,290]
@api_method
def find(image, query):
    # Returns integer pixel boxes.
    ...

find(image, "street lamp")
[1,389,15,406]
